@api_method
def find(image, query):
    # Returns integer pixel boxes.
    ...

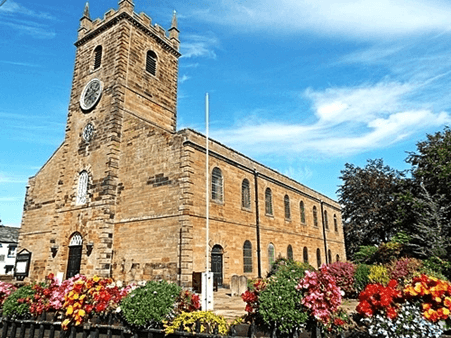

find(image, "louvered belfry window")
[243,240,252,273]
[211,167,223,202]
[287,245,293,260]
[93,46,102,70]
[146,50,157,75]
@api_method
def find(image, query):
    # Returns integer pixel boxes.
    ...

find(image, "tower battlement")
[78,1,180,54]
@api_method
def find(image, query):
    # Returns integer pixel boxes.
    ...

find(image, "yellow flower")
[66,305,73,315]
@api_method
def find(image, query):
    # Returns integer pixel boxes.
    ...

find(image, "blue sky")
[1,0,451,227]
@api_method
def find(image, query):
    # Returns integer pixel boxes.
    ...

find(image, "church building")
[18,0,346,287]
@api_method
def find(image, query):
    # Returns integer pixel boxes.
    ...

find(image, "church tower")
[20,0,181,280]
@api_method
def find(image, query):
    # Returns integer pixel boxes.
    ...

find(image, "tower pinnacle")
[83,2,90,19]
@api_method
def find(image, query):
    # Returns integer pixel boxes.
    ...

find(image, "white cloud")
[0,172,27,184]
[179,74,190,84]
[211,80,451,158]
[0,1,56,39]
[181,34,218,58]
[194,0,451,40]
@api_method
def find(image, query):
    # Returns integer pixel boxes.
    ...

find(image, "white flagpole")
[205,92,210,273]
[202,93,213,311]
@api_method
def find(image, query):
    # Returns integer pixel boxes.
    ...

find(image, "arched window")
[336,254,340,262]
[93,45,102,70]
[76,171,89,205]
[313,206,318,227]
[265,188,273,215]
[287,245,293,260]
[243,240,252,273]
[324,210,329,230]
[303,247,308,264]
[284,195,290,219]
[241,179,251,209]
[300,201,306,224]
[316,248,321,268]
[268,243,275,268]
[334,214,338,232]
[146,50,157,75]
[328,249,332,264]
[211,167,223,202]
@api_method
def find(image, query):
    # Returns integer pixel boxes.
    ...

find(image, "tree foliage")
[337,159,406,258]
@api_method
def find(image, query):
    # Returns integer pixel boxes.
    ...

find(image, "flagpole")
[205,92,210,273]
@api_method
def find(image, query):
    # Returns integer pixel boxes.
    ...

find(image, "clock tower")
[29,0,181,278]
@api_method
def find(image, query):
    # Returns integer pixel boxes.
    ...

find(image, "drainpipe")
[253,169,262,278]
[320,200,328,264]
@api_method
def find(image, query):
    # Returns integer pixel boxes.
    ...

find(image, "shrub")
[354,264,371,293]
[165,311,229,335]
[3,285,35,319]
[368,265,390,285]
[387,258,422,283]
[324,261,356,297]
[373,242,403,264]
[120,280,181,328]
[258,260,313,335]
[353,246,378,264]
[421,256,451,280]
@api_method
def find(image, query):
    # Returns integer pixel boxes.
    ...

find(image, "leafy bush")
[421,256,451,280]
[165,311,229,335]
[373,242,403,264]
[353,246,378,264]
[368,265,390,285]
[120,280,181,328]
[391,231,411,245]
[258,260,313,335]
[387,258,422,283]
[3,285,35,318]
[354,264,371,293]
[324,261,356,297]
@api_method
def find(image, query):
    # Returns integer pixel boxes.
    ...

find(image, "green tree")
[406,127,451,220]
[337,159,407,259]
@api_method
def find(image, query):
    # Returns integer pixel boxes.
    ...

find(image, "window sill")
[241,207,252,213]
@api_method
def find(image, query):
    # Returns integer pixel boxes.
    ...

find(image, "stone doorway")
[211,244,223,287]
[66,232,83,278]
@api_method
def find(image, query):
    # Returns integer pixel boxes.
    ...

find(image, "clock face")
[80,78,102,111]
[82,123,94,142]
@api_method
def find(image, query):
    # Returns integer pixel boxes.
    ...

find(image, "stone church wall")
[111,112,183,283]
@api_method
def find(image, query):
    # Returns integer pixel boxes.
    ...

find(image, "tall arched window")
[243,240,252,273]
[324,210,329,230]
[328,249,332,264]
[241,179,251,209]
[313,206,318,227]
[265,188,273,215]
[334,214,338,232]
[287,245,293,260]
[76,171,89,205]
[268,243,275,268]
[316,248,322,268]
[300,201,306,224]
[336,254,340,262]
[284,195,290,219]
[211,167,223,202]
[93,45,102,70]
[303,247,308,264]
[146,50,157,75]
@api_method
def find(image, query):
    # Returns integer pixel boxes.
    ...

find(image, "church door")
[66,233,83,278]
[211,245,223,287]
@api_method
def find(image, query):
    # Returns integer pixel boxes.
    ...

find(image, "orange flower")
[423,303,432,311]
[444,297,451,308]
[437,307,450,320]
